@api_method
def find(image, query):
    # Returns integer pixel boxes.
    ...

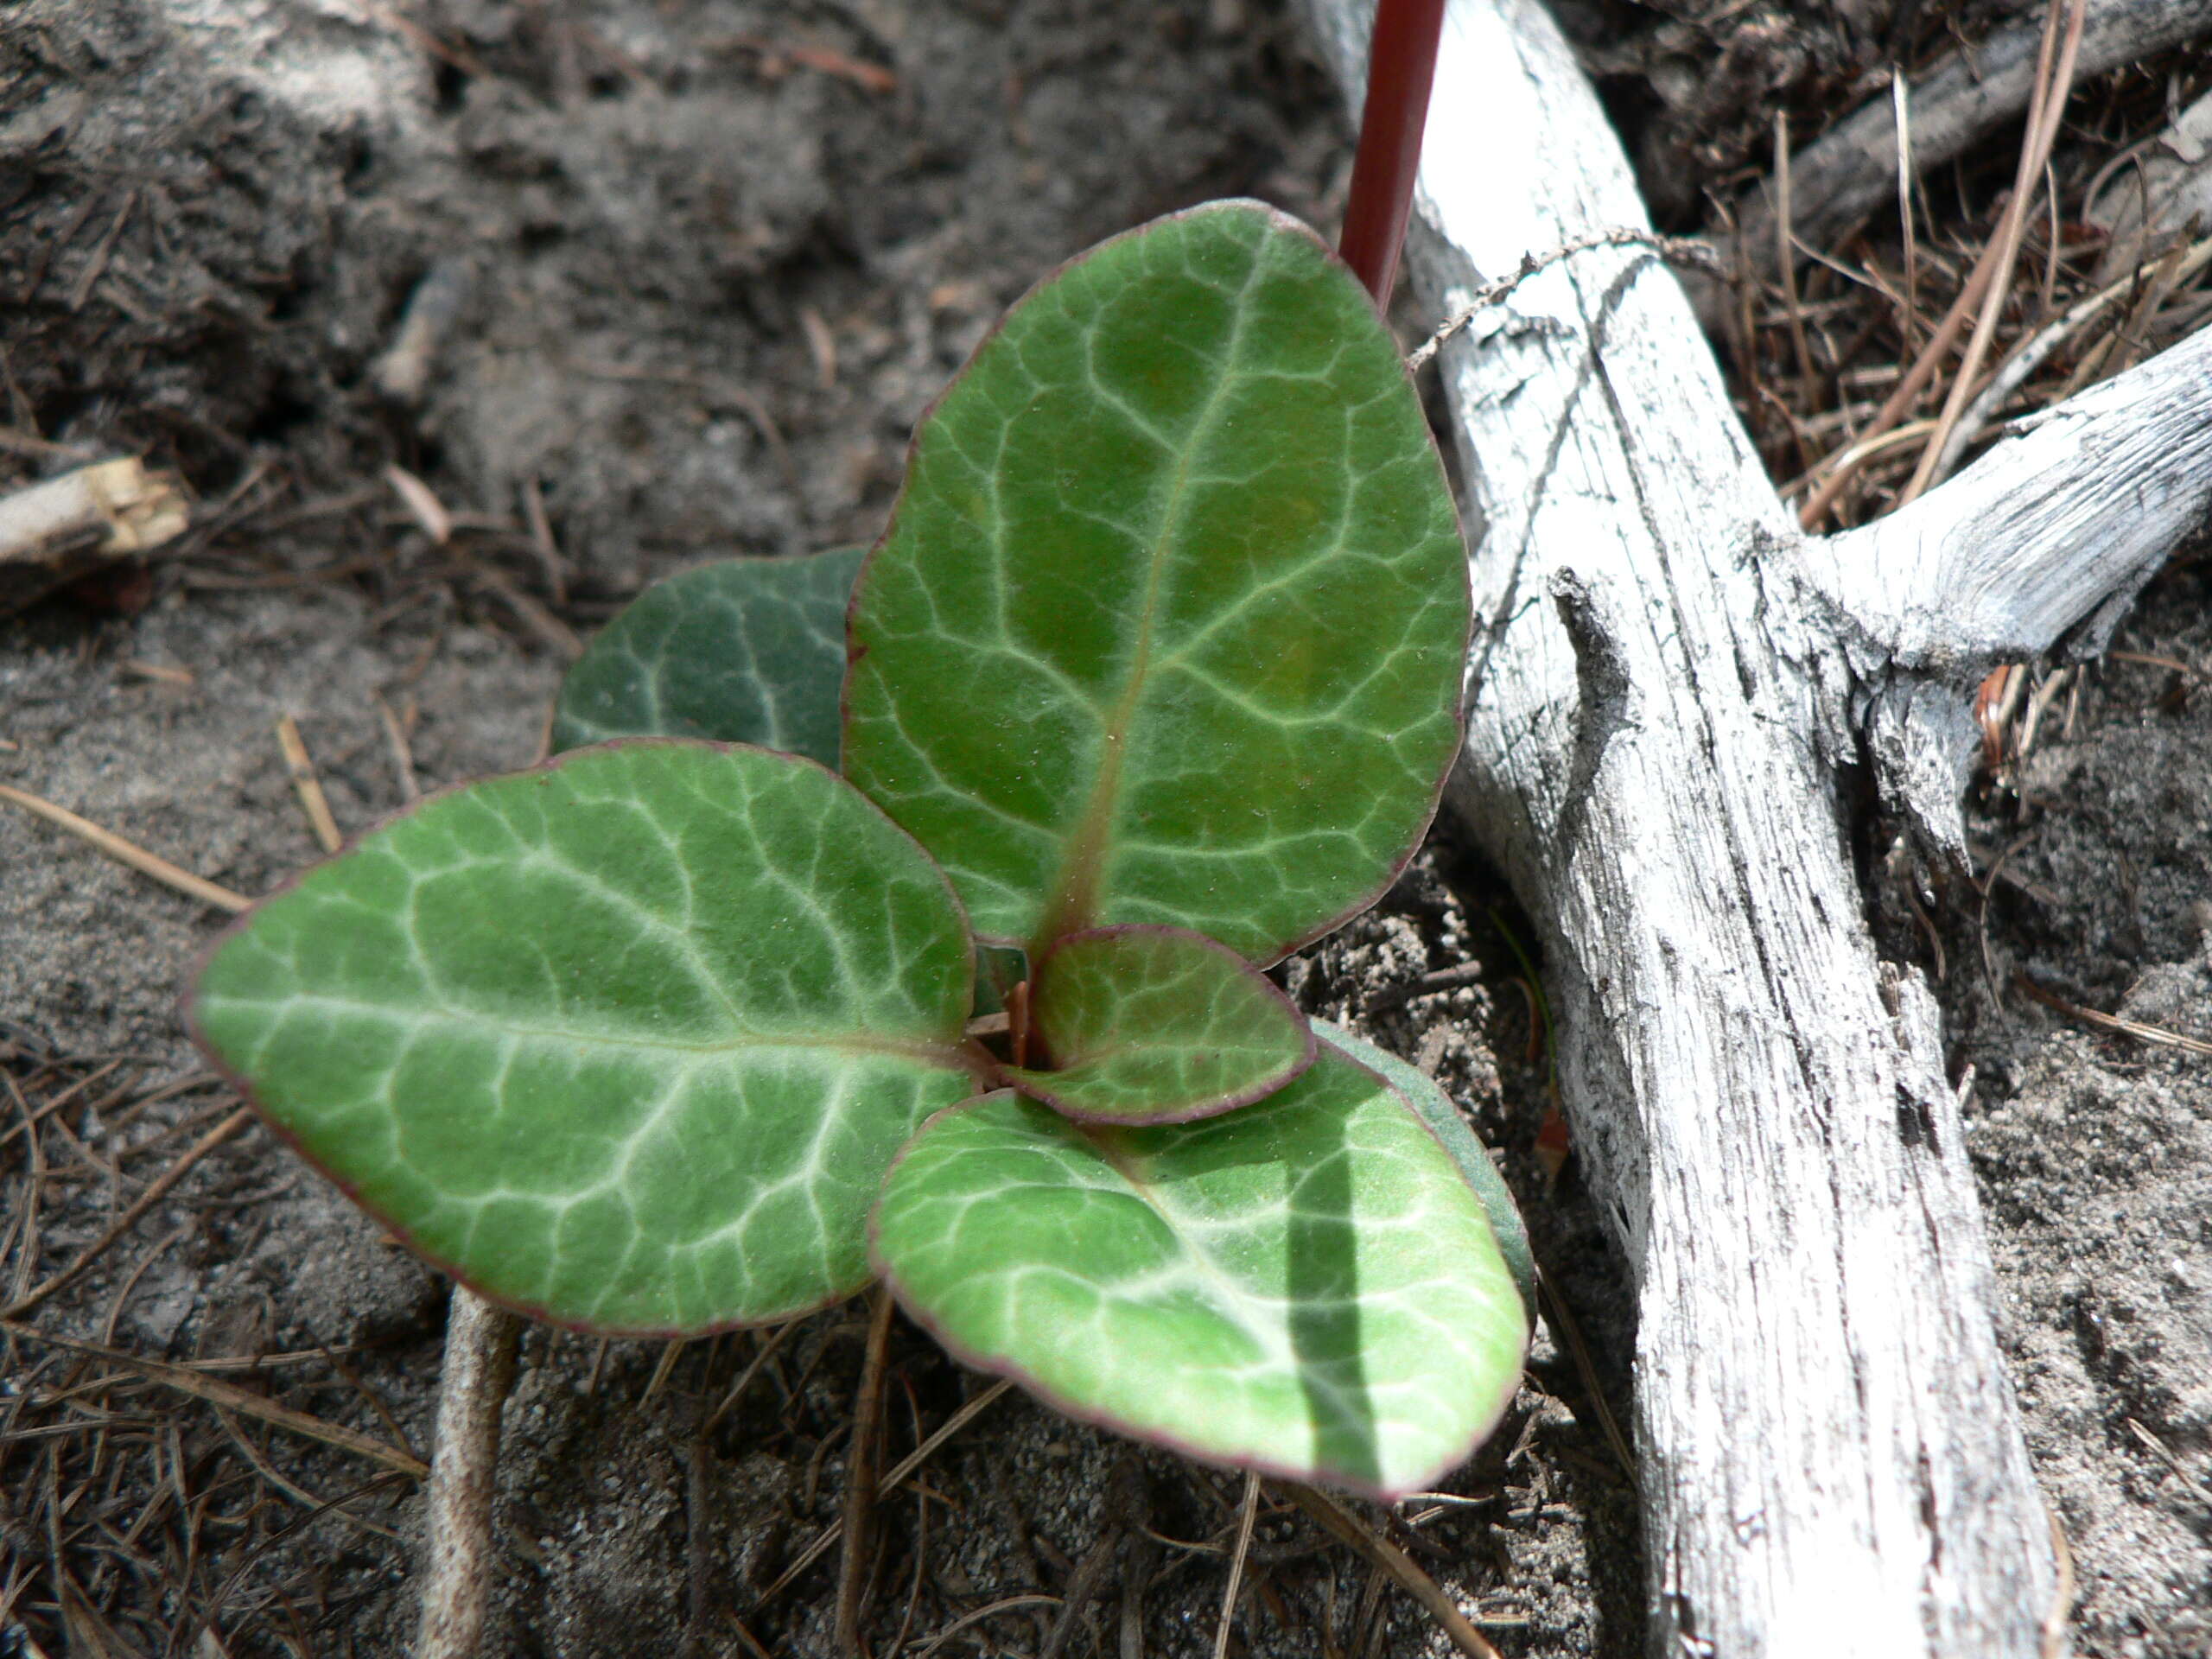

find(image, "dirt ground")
[0,0,2205,1655]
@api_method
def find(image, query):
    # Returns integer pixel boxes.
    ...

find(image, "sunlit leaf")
[873,1044,1526,1497]
[1312,1020,1533,1322]
[1003,925,1313,1123]
[554,547,866,766]
[843,200,1469,963]
[191,741,979,1333]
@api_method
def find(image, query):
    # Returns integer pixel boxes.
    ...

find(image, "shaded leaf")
[872,1044,1526,1498]
[1003,925,1313,1123]
[191,741,979,1334]
[1312,1020,1533,1323]
[554,547,867,765]
[843,200,1469,963]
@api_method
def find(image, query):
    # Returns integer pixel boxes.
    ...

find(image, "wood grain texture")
[1298,0,2211,1649]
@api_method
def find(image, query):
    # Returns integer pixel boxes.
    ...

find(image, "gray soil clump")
[1,0,2206,1655]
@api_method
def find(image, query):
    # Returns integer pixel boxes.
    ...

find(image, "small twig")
[642,1335,691,1406]
[682,1402,715,1659]
[1041,1458,1141,1659]
[2124,1417,2212,1498]
[0,1059,125,1155]
[1775,113,1819,397]
[1405,230,1724,372]
[702,1319,800,1434]
[912,1594,1063,1659]
[1727,0,2212,270]
[275,715,342,854]
[375,693,421,802]
[757,1377,1014,1605]
[466,560,583,661]
[1278,1484,1503,1659]
[0,1319,426,1476]
[728,1615,775,1659]
[2040,1501,2077,1659]
[1,1106,252,1318]
[0,783,249,912]
[211,1407,404,1541]
[520,478,568,607]
[1898,0,2089,505]
[836,1287,897,1655]
[2013,974,2212,1056]
[1212,1472,1261,1659]
[2014,667,2073,764]
[1895,71,1920,358]
[414,1287,524,1659]
[1535,1268,1634,1478]
[1796,219,2018,524]
[2109,647,2207,681]
[1366,960,1487,1014]
[1939,234,2212,472]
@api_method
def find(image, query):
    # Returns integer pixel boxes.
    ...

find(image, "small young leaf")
[844,200,1469,963]
[190,741,979,1334]
[1002,925,1313,1123]
[553,547,867,765]
[872,1045,1526,1498]
[1311,1020,1534,1322]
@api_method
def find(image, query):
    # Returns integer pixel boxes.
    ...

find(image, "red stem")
[1338,0,1447,307]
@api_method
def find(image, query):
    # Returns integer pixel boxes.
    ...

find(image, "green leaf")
[1311,1020,1533,1324]
[872,1045,1526,1498]
[843,200,1469,963]
[190,741,980,1334]
[1003,925,1313,1123]
[553,547,867,766]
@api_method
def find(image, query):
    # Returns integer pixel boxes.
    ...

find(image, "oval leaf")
[554,546,867,765]
[1311,1020,1533,1324]
[190,741,979,1334]
[843,200,1470,963]
[872,1046,1527,1498]
[1003,925,1313,1123]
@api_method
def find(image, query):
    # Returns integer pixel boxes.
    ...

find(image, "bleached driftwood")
[1302,0,2212,1653]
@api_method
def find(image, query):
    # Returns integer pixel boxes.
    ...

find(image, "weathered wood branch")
[1726,0,2212,276]
[1304,0,2212,1651]
[1813,321,2212,852]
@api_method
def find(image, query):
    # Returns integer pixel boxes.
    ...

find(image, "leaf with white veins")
[872,1044,1526,1497]
[191,741,979,1333]
[554,547,866,766]
[1004,925,1313,1123]
[843,201,1469,962]
[1312,1020,1533,1323]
